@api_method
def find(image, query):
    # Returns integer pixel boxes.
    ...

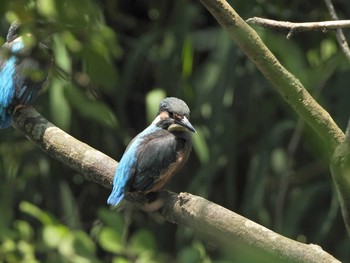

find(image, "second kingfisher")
[0,22,51,129]
[107,97,196,206]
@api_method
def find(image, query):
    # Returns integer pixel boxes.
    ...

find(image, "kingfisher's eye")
[169,112,174,118]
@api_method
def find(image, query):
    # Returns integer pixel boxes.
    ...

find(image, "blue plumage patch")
[0,41,24,128]
[107,124,160,206]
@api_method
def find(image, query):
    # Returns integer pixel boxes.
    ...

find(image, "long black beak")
[176,116,196,133]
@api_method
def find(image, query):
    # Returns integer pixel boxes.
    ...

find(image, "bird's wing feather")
[14,48,50,105]
[14,60,45,104]
[130,130,181,192]
[107,124,161,205]
[0,43,17,128]
[107,140,138,206]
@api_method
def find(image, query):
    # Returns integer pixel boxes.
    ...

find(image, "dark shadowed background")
[1,0,350,262]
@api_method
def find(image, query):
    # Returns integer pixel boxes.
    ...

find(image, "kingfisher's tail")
[0,107,13,129]
[107,178,124,206]
[107,190,124,206]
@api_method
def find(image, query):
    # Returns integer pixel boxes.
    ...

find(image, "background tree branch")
[246,17,350,39]
[246,0,350,62]
[331,121,350,235]
[198,0,350,234]
[324,0,350,62]
[198,0,344,153]
[13,107,340,263]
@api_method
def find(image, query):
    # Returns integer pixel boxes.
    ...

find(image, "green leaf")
[49,78,72,130]
[53,34,72,72]
[82,47,118,89]
[320,39,337,62]
[112,258,129,263]
[98,208,125,231]
[191,126,209,164]
[146,89,166,123]
[178,247,201,263]
[270,148,288,175]
[58,231,97,261]
[19,202,54,225]
[13,220,34,241]
[37,0,57,18]
[182,36,194,78]
[17,240,38,263]
[42,224,69,249]
[59,181,81,229]
[130,229,156,254]
[64,86,118,128]
[98,227,124,254]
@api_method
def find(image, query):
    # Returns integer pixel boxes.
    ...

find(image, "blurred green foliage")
[1,0,350,262]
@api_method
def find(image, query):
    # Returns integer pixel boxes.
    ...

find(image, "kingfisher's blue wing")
[0,42,20,128]
[107,143,138,205]
[107,124,161,206]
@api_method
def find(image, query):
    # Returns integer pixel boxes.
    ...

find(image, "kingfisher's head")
[6,22,21,43]
[6,20,55,45]
[153,97,196,133]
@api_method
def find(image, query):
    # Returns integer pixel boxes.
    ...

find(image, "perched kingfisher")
[107,97,196,206]
[0,22,51,128]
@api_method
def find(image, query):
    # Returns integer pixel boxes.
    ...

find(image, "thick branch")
[12,107,116,189]
[12,108,339,262]
[198,0,344,152]
[330,120,350,235]
[246,17,350,38]
[161,192,339,263]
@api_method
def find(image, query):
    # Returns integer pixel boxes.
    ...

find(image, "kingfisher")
[107,97,196,206]
[0,22,51,129]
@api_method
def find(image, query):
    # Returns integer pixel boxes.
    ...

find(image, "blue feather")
[107,124,160,206]
[0,40,24,128]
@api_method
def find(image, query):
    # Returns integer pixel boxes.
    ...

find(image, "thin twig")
[246,17,350,39]
[324,0,350,62]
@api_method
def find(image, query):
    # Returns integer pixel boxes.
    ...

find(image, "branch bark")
[12,107,116,189]
[246,17,350,39]
[161,192,340,263]
[198,0,344,152]
[12,107,339,262]
[331,120,350,235]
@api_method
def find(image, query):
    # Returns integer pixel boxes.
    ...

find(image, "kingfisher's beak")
[176,116,196,133]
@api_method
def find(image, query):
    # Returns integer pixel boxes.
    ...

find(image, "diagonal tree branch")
[198,0,344,153]
[331,120,350,236]
[12,107,117,189]
[12,107,340,263]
